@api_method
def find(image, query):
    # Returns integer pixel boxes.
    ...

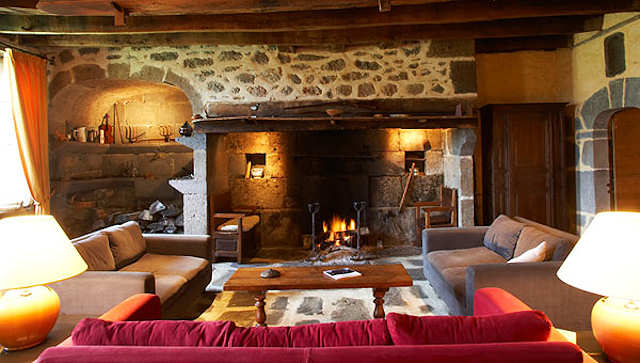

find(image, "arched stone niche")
[574,76,640,231]
[49,79,194,238]
[50,79,192,142]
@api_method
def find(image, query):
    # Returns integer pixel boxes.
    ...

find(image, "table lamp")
[557,211,640,363]
[0,215,87,351]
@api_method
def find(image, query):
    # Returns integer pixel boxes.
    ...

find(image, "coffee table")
[223,264,413,326]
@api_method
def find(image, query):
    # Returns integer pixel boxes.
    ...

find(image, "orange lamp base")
[0,286,60,351]
[592,297,640,363]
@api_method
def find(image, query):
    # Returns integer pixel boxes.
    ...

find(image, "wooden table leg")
[372,288,389,319]
[254,291,267,327]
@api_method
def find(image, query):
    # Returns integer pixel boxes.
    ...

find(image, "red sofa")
[37,288,593,363]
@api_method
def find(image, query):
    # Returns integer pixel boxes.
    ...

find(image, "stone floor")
[200,249,449,327]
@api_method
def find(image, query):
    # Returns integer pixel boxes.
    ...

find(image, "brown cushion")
[103,221,146,268]
[441,267,466,300]
[120,254,209,281]
[73,233,116,271]
[483,215,525,259]
[427,247,506,272]
[154,275,187,303]
[513,226,574,261]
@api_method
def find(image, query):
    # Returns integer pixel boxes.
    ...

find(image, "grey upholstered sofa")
[51,221,212,319]
[422,216,599,331]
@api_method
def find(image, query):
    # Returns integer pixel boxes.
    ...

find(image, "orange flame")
[323,214,356,243]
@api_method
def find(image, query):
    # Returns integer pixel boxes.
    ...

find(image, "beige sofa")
[422,215,600,331]
[51,221,212,319]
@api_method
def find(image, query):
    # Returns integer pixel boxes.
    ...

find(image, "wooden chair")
[414,186,458,243]
[212,207,260,263]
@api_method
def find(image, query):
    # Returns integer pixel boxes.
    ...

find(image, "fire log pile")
[97,200,184,234]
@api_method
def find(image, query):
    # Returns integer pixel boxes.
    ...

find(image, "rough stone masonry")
[47,40,477,122]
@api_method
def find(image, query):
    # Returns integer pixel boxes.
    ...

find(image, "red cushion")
[98,294,162,322]
[72,319,237,346]
[386,311,552,345]
[228,319,390,347]
[474,287,533,316]
[73,318,390,348]
[288,319,390,347]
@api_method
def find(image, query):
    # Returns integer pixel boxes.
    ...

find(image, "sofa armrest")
[465,261,600,331]
[99,294,162,321]
[144,234,211,260]
[422,226,488,254]
[50,271,155,316]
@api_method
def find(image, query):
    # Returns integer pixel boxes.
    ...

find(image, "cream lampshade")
[0,215,87,351]
[557,211,640,363]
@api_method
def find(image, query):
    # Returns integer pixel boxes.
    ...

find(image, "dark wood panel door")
[506,110,553,224]
[610,108,640,211]
[480,103,573,230]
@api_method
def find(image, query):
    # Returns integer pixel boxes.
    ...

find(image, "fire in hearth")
[322,215,356,246]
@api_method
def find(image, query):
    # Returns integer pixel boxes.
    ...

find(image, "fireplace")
[172,114,478,259]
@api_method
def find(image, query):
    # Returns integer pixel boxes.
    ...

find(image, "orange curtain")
[4,49,50,214]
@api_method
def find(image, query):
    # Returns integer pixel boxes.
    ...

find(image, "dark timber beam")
[475,35,573,53]
[193,116,478,133]
[36,0,453,16]
[16,16,604,46]
[0,0,631,34]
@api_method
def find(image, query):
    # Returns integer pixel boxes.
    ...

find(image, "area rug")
[197,256,450,327]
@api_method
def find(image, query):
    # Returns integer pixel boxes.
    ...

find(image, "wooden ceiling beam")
[0,0,631,34]
[16,16,603,47]
[35,0,455,16]
[475,35,573,53]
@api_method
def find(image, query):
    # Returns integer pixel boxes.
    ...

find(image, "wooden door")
[480,104,571,229]
[610,108,640,211]
[506,110,553,224]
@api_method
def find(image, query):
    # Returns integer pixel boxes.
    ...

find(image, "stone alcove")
[49,79,194,238]
[574,77,640,230]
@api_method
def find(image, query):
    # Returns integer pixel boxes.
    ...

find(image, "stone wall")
[570,13,640,232]
[50,142,192,238]
[46,40,477,122]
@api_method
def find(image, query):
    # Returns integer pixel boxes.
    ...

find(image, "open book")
[323,267,362,280]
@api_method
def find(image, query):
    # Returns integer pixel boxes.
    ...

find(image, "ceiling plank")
[475,35,573,53]
[35,0,455,16]
[17,16,603,47]
[0,0,632,34]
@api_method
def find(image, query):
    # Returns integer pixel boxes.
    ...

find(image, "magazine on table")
[323,267,361,280]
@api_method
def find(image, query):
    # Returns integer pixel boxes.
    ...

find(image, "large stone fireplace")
[47,39,478,249]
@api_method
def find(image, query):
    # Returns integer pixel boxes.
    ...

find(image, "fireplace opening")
[215,128,454,259]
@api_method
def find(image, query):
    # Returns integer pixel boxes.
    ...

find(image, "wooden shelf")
[194,115,477,133]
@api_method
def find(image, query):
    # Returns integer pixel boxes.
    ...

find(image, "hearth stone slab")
[297,297,323,315]
[384,287,408,307]
[217,310,256,327]
[271,297,289,310]
[228,291,256,307]
[266,310,285,326]
[406,268,426,281]
[330,297,370,321]
[406,258,423,267]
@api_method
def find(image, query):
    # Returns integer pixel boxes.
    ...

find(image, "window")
[604,32,626,77]
[0,53,32,209]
